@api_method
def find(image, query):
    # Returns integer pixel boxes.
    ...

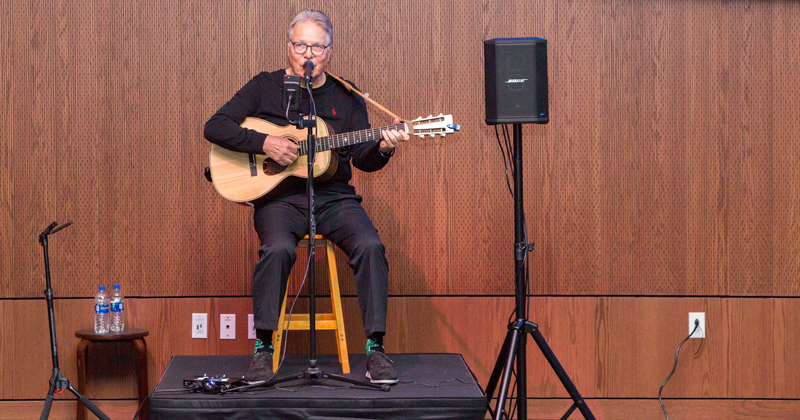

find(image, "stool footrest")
[282,313,338,330]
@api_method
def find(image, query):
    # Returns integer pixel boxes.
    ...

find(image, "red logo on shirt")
[332,108,337,116]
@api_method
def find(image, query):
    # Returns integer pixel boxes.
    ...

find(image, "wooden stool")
[75,328,149,420]
[273,235,350,374]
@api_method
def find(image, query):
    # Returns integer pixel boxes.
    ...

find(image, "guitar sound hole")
[263,159,286,176]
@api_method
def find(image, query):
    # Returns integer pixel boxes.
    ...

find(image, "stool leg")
[133,338,148,420]
[326,240,350,374]
[76,339,90,420]
[273,290,290,373]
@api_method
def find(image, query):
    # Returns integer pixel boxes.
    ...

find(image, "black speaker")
[484,37,549,125]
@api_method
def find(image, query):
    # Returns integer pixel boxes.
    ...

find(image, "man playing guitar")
[204,8,407,385]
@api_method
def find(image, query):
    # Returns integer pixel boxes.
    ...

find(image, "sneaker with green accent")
[365,350,398,384]
[245,347,274,383]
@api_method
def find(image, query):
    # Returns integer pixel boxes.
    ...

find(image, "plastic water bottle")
[110,284,125,332]
[94,286,110,334]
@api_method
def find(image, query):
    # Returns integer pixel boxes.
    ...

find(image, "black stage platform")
[149,353,486,420]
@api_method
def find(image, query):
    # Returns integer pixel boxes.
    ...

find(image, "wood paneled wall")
[1,0,799,417]
[3,296,800,400]
[2,0,798,298]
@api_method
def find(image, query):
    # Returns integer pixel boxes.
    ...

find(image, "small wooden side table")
[75,328,149,420]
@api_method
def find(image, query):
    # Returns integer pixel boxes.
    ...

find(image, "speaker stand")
[484,124,595,420]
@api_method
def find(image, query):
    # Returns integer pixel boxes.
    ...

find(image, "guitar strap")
[324,71,404,122]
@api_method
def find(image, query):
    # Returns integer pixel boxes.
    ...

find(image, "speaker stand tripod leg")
[486,319,596,420]
[486,323,522,420]
[485,326,513,402]
[529,326,595,420]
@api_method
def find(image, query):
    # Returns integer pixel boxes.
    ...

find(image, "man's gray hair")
[287,9,333,45]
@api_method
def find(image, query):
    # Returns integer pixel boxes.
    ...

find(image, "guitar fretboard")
[298,124,405,156]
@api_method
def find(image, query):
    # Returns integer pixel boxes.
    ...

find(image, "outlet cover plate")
[689,312,705,338]
[221,314,236,340]
[248,314,256,340]
[192,313,208,339]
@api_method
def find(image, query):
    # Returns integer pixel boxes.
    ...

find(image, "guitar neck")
[298,123,405,156]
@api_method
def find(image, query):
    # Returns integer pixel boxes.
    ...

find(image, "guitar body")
[208,117,337,202]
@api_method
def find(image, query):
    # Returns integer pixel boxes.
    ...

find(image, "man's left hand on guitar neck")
[379,118,409,156]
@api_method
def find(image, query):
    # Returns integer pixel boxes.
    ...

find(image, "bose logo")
[505,78,528,84]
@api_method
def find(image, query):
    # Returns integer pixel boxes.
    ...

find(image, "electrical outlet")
[689,312,705,338]
[248,314,256,340]
[220,314,236,340]
[192,313,208,339]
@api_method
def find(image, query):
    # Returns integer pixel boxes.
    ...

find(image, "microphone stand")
[38,221,111,420]
[226,68,387,394]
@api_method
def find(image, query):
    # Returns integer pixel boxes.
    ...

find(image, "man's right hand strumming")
[263,134,300,166]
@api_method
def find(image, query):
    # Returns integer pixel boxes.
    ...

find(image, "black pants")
[251,194,388,337]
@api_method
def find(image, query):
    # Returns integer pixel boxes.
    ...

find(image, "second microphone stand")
[38,221,112,420]
[228,71,387,393]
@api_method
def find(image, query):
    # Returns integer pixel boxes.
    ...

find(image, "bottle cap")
[99,286,106,291]
[113,284,121,289]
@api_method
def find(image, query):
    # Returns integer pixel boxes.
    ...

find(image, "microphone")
[303,60,314,80]
[282,74,301,112]
[50,221,73,234]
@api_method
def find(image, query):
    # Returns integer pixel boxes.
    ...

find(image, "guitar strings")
[300,124,403,155]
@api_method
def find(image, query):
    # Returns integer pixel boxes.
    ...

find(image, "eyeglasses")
[291,41,330,56]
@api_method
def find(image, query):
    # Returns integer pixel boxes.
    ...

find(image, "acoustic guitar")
[208,114,459,202]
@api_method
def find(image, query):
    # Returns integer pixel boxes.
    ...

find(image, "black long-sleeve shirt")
[204,69,391,204]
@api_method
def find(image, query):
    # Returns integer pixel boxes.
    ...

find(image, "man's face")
[287,21,331,80]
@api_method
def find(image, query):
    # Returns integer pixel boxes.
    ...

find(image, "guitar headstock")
[407,114,461,138]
